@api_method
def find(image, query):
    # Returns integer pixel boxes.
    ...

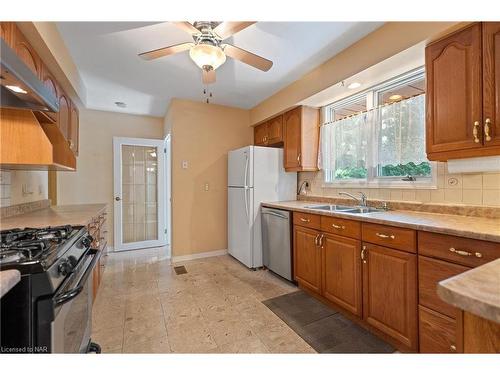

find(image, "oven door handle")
[54,248,99,307]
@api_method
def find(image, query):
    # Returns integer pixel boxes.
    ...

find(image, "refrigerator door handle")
[244,187,249,223]
[243,152,249,189]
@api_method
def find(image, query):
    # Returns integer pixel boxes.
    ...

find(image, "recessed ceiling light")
[389,94,403,101]
[347,82,361,89]
[6,85,28,94]
[115,101,127,108]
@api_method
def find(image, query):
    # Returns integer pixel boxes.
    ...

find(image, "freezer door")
[228,187,253,268]
[228,146,253,188]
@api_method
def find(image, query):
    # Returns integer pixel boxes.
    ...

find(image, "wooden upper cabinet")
[0,22,14,47]
[293,225,322,294]
[362,243,418,351]
[12,25,42,79]
[40,64,59,122]
[254,122,268,146]
[426,22,500,160]
[425,23,483,160]
[70,101,79,155]
[482,22,500,147]
[322,234,362,317]
[283,106,319,171]
[267,115,283,144]
[58,91,71,141]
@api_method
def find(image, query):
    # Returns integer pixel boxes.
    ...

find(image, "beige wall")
[167,99,252,257]
[250,22,463,125]
[299,166,500,207]
[57,109,164,246]
[0,170,48,207]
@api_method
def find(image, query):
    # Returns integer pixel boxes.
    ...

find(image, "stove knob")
[68,255,78,267]
[58,260,73,276]
[82,235,92,248]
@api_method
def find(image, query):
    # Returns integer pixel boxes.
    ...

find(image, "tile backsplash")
[299,162,500,206]
[0,170,48,208]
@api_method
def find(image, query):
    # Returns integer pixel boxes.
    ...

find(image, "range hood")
[0,39,58,112]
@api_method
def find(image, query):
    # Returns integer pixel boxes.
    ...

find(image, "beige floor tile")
[92,326,124,352]
[214,335,270,353]
[123,320,168,346]
[122,337,171,353]
[168,324,218,353]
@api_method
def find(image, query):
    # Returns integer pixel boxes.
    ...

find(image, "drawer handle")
[449,247,482,258]
[375,232,395,240]
[300,217,310,223]
[314,234,319,246]
[332,223,346,230]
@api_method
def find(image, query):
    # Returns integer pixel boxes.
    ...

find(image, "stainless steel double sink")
[304,204,383,214]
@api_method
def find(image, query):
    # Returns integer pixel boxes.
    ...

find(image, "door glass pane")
[122,145,158,243]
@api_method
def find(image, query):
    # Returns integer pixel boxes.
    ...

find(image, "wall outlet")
[182,160,189,169]
[204,183,209,191]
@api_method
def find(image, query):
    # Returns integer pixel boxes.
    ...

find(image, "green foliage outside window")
[379,161,431,177]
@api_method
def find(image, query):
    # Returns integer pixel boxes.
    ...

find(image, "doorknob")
[115,196,121,201]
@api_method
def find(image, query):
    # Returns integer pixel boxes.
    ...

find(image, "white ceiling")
[56,22,383,117]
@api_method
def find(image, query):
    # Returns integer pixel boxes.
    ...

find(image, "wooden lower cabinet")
[362,243,418,350]
[463,312,500,353]
[293,225,322,294]
[419,305,462,353]
[322,234,362,317]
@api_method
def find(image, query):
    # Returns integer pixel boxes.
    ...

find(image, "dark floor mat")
[263,291,395,353]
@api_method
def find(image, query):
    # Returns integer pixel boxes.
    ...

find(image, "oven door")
[51,248,99,353]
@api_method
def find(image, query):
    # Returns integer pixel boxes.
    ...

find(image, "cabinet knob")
[473,121,480,143]
[484,118,492,142]
[450,344,456,352]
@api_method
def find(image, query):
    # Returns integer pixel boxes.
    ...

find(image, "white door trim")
[113,136,166,251]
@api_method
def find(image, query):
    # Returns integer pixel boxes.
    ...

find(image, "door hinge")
[164,228,167,234]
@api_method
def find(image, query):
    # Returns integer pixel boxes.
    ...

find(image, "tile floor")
[92,248,316,353]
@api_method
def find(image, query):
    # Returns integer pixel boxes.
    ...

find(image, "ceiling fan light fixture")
[189,43,226,70]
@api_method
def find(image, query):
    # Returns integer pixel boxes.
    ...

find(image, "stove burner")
[0,225,75,265]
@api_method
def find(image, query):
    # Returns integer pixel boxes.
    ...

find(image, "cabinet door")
[363,243,418,350]
[283,107,301,169]
[483,22,500,147]
[58,92,71,141]
[425,23,483,159]
[267,115,283,144]
[322,234,362,317]
[40,64,58,122]
[293,225,322,293]
[69,101,79,155]
[12,25,42,79]
[419,305,462,353]
[0,22,14,47]
[254,122,268,146]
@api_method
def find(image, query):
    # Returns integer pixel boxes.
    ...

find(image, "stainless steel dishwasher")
[261,207,293,282]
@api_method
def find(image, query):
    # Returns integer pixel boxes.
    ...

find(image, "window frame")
[322,67,437,190]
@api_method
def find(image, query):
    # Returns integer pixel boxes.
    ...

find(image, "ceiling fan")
[138,21,273,84]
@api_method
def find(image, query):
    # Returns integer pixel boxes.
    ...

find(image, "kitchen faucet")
[339,191,368,207]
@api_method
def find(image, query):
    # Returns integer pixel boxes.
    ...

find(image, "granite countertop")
[0,204,107,230]
[0,270,21,298]
[438,259,500,323]
[261,200,500,243]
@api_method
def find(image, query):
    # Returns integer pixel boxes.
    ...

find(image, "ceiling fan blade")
[213,22,255,40]
[138,42,193,61]
[202,68,216,84]
[172,21,200,35]
[222,44,273,72]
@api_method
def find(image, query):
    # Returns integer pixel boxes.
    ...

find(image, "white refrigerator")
[227,146,297,269]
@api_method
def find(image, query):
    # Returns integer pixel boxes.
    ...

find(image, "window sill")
[322,180,437,190]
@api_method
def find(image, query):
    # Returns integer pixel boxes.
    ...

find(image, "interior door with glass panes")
[113,137,166,251]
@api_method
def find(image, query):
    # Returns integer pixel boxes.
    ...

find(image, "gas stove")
[0,225,100,353]
[0,225,88,274]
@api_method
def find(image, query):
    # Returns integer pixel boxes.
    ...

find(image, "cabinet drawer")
[321,216,361,239]
[418,256,470,319]
[293,212,321,230]
[362,223,416,253]
[418,231,500,267]
[419,305,462,353]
